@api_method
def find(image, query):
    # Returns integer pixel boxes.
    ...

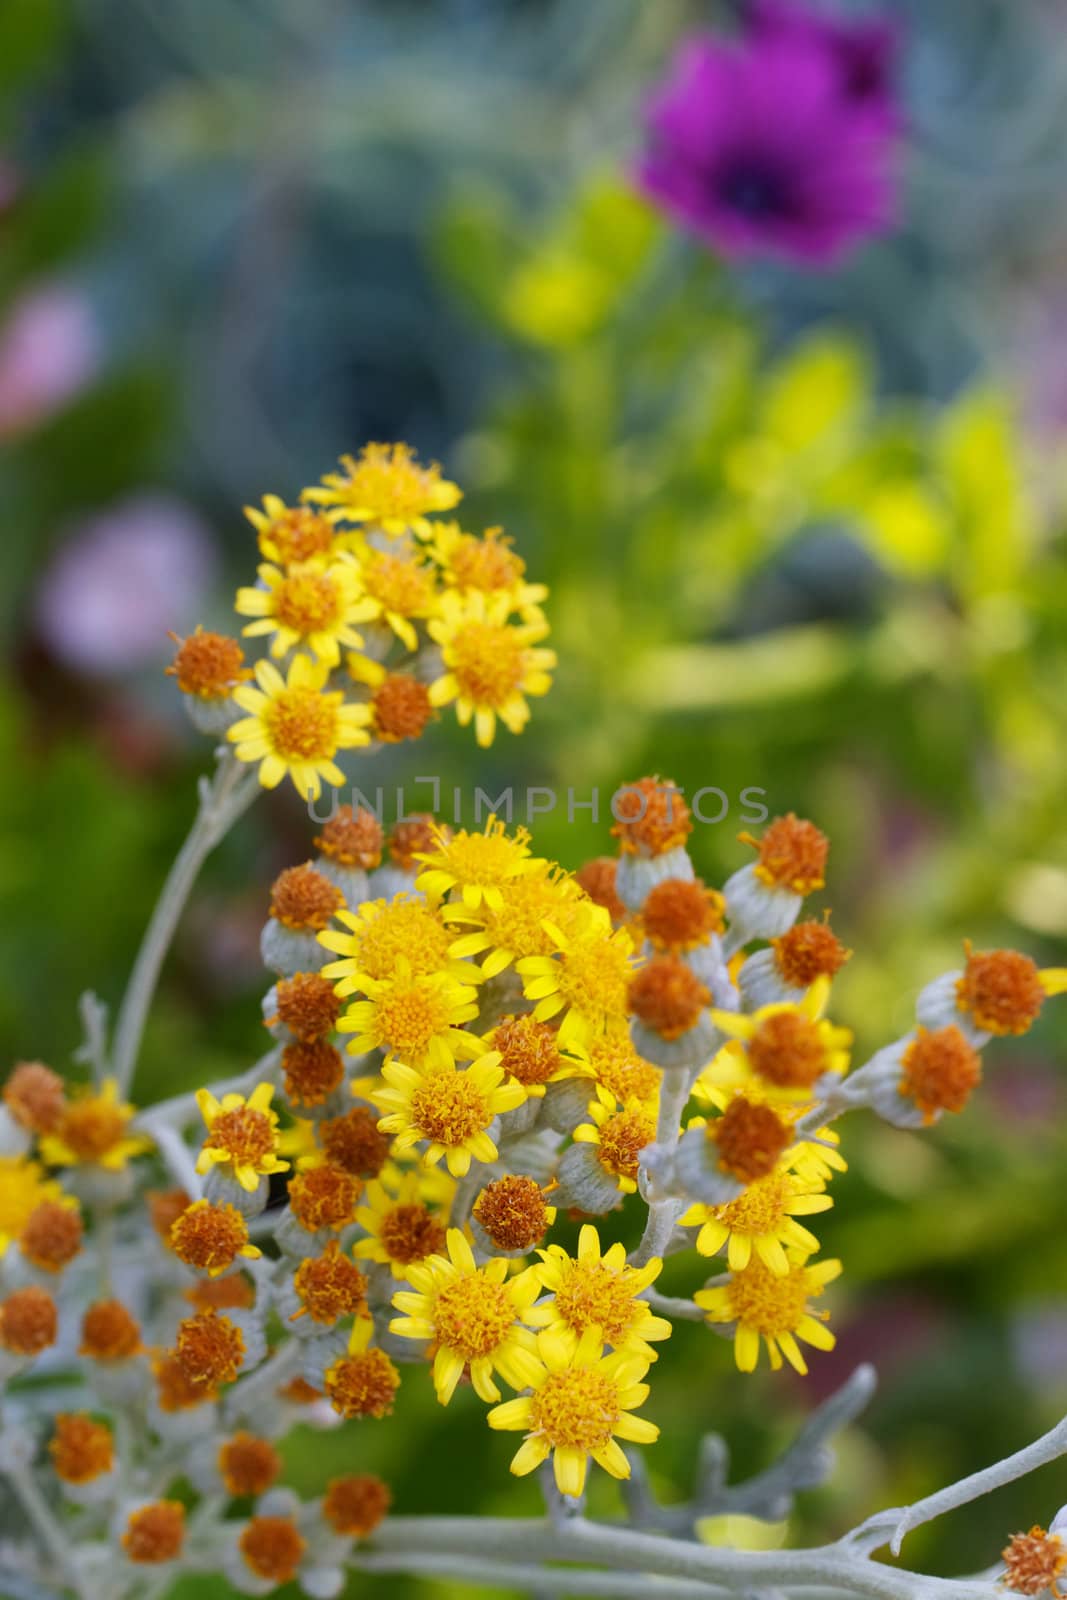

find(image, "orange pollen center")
[588,1038,662,1105]
[376,984,457,1057]
[752,815,828,893]
[57,1100,128,1161]
[315,805,384,868]
[184,1275,256,1314]
[432,1274,515,1360]
[274,568,342,635]
[449,533,523,591]
[80,1299,142,1360]
[275,971,342,1040]
[749,1013,829,1088]
[410,1075,489,1146]
[269,865,345,931]
[320,1107,391,1177]
[712,1098,791,1183]
[282,1040,345,1108]
[0,1286,57,1354]
[715,1172,793,1233]
[772,920,850,988]
[449,622,526,707]
[262,686,339,762]
[240,1517,306,1584]
[956,947,1045,1036]
[262,507,335,564]
[380,1202,447,1264]
[363,551,434,613]
[20,1201,83,1271]
[628,957,709,1039]
[390,814,442,868]
[3,1062,65,1133]
[726,1258,814,1335]
[149,1188,191,1242]
[611,776,692,857]
[473,1176,550,1251]
[122,1502,185,1564]
[559,941,632,1020]
[492,1016,562,1087]
[207,1106,276,1168]
[324,1347,400,1418]
[373,674,434,741]
[1001,1527,1067,1596]
[530,1368,621,1452]
[899,1026,981,1121]
[289,1164,361,1232]
[554,1261,641,1344]
[575,858,625,921]
[154,1351,216,1410]
[175,1310,245,1386]
[170,1202,249,1273]
[642,879,725,949]
[597,1108,654,1181]
[168,630,247,698]
[322,1474,392,1537]
[292,1243,367,1324]
[50,1414,114,1483]
[217,1432,282,1496]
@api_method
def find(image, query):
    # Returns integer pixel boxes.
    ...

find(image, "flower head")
[518,906,636,1050]
[956,945,1047,1037]
[288,1162,362,1233]
[428,590,554,747]
[703,1095,793,1185]
[239,1515,306,1585]
[431,521,547,612]
[444,866,583,977]
[770,918,851,989]
[315,804,384,870]
[236,557,371,664]
[750,0,901,125]
[390,1228,542,1403]
[611,777,691,858]
[167,627,250,699]
[50,1413,114,1484]
[305,442,461,537]
[269,865,345,933]
[0,1285,57,1355]
[695,1252,840,1373]
[322,1474,391,1538]
[39,1079,151,1172]
[710,985,850,1101]
[354,1171,451,1277]
[195,1082,289,1193]
[416,817,542,911]
[122,1502,185,1564]
[572,1097,656,1195]
[169,1200,261,1277]
[320,894,470,991]
[80,1299,143,1361]
[245,495,339,565]
[20,1198,83,1273]
[1001,1526,1067,1597]
[641,877,725,951]
[372,1053,525,1177]
[320,1105,391,1178]
[530,1226,670,1363]
[629,956,709,1041]
[682,1169,832,1275]
[3,1061,65,1134]
[338,959,482,1070]
[228,654,371,800]
[744,814,829,895]
[323,1315,401,1418]
[217,1432,282,1497]
[473,1175,556,1254]
[175,1309,245,1387]
[899,1025,982,1123]
[290,1240,368,1325]
[349,546,438,650]
[0,1156,65,1254]
[273,969,342,1040]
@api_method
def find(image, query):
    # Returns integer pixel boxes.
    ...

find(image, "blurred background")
[3,0,1067,1592]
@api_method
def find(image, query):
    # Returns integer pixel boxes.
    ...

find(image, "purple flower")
[0,283,99,438]
[749,0,901,126]
[636,31,899,266]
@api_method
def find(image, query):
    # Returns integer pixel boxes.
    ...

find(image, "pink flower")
[0,283,99,438]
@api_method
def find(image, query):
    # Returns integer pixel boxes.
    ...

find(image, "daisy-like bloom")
[703,1095,793,1186]
[3,1061,65,1135]
[641,877,725,952]
[0,1285,58,1356]
[416,817,543,912]
[430,521,547,614]
[0,1156,65,1253]
[169,1200,262,1277]
[366,670,436,744]
[322,1474,391,1539]
[49,1413,114,1484]
[354,1171,450,1278]
[743,814,829,896]
[320,1105,391,1178]
[236,558,372,665]
[443,867,584,977]
[348,545,439,651]
[319,895,474,991]
[473,1175,556,1255]
[372,1054,526,1177]
[38,1079,152,1172]
[290,1240,368,1325]
[636,31,896,266]
[272,970,342,1041]
[770,918,851,988]
[681,1168,832,1274]
[304,442,461,538]
[488,1326,658,1498]
[1001,1525,1067,1597]
[245,495,339,565]
[228,654,372,800]
[428,590,555,748]
[80,1299,143,1362]
[695,1251,841,1373]
[955,944,1053,1038]
[281,1039,346,1111]
[20,1198,83,1273]
[899,1026,981,1124]
[611,776,692,860]
[287,1162,361,1234]
[572,1097,656,1196]
[269,865,345,935]
[167,627,250,700]
[315,804,385,873]
[529,1225,671,1363]
[175,1309,245,1387]
[153,1351,217,1411]
[238,1515,306,1586]
[709,981,851,1102]
[518,905,637,1050]
[195,1082,290,1194]
[122,1502,186,1564]
[390,1228,542,1404]
[338,958,482,1070]
[485,1014,579,1100]
[629,955,710,1041]
[323,1315,401,1419]
[217,1432,282,1497]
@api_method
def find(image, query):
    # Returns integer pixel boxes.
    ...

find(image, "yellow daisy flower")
[695,1252,841,1375]
[228,654,372,800]
[488,1325,658,1498]
[336,958,482,1070]
[235,559,373,666]
[442,866,584,977]
[39,1079,152,1172]
[516,905,636,1050]
[429,521,547,615]
[390,1228,542,1403]
[571,1031,662,1114]
[318,895,479,993]
[427,590,555,748]
[528,1224,671,1364]
[680,1169,833,1276]
[415,817,544,912]
[0,1157,66,1254]
[304,442,462,538]
[347,547,439,652]
[571,1096,656,1196]
[194,1083,290,1193]
[371,1055,526,1177]
[244,495,340,566]
[353,1169,453,1280]
[706,979,851,1104]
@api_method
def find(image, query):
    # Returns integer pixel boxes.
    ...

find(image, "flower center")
[473,1176,550,1251]
[321,1107,391,1178]
[324,1347,400,1418]
[751,815,828,894]
[711,1098,791,1183]
[282,1040,345,1108]
[123,1503,185,1564]
[554,1261,641,1345]
[353,900,455,980]
[239,1517,306,1584]
[718,160,792,219]
[21,1201,83,1272]
[379,1202,447,1265]
[269,865,344,931]
[772,920,850,988]
[373,674,434,741]
[274,569,343,635]
[263,685,340,761]
[596,1107,654,1182]
[363,550,435,613]
[316,804,384,867]
[50,1414,114,1483]
[587,1038,661,1106]
[170,1201,249,1273]
[1001,1527,1067,1596]
[725,1258,814,1335]
[449,622,526,707]
[628,957,708,1039]
[168,630,247,698]
[956,947,1045,1035]
[715,1173,792,1234]
[610,776,691,858]
[642,878,725,950]
[749,1012,829,1088]
[217,1433,281,1497]
[58,1100,128,1161]
[558,941,632,1021]
[80,1299,141,1360]
[530,1367,620,1452]
[492,1015,563,1086]
[292,1244,367,1323]
[432,1274,516,1360]
[288,1164,361,1232]
[275,972,342,1040]
[447,531,524,592]
[208,1106,275,1168]
[899,1026,981,1119]
[377,984,456,1059]
[410,1074,489,1146]
[261,507,334,563]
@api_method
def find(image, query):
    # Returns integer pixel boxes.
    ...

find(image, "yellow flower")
[695,1252,841,1374]
[572,1031,662,1115]
[228,654,372,800]
[706,979,851,1104]
[0,1157,65,1254]
[319,895,478,993]
[235,559,373,665]
[571,1096,656,1196]
[304,442,461,537]
[442,866,584,976]
[415,817,544,912]
[337,959,482,1070]
[371,1055,526,1177]
[390,1228,542,1403]
[353,1169,453,1279]
[429,522,547,615]
[528,1225,671,1364]
[517,905,636,1050]
[39,1080,152,1172]
[194,1083,290,1193]
[346,547,439,651]
[244,495,340,566]
[680,1170,833,1275]
[427,590,554,747]
[488,1326,658,1498]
